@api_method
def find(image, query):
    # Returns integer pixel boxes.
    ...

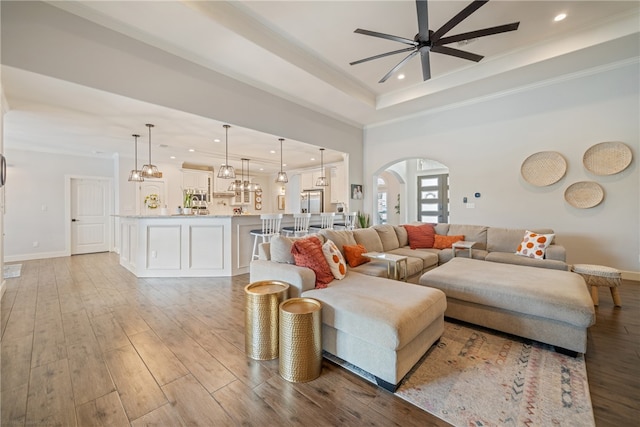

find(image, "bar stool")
[282,213,311,237]
[251,213,283,260]
[310,212,335,232]
[335,212,358,230]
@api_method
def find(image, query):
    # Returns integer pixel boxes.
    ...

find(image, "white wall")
[4,148,115,261]
[365,63,639,277]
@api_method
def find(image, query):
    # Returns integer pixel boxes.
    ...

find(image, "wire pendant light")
[128,133,144,182]
[228,158,243,192]
[218,124,236,179]
[141,123,162,178]
[244,159,261,192]
[275,138,288,183]
[316,148,328,186]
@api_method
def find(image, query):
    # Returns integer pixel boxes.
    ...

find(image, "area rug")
[3,264,22,279]
[325,321,594,427]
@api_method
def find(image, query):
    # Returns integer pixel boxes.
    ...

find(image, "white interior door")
[71,178,110,255]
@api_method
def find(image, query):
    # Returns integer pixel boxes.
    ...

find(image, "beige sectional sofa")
[250,234,447,391]
[319,223,568,281]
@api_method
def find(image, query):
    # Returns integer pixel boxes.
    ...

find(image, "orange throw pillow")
[403,224,435,249]
[342,244,370,268]
[291,236,334,288]
[433,234,465,249]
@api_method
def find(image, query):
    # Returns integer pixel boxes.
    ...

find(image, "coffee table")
[362,252,408,281]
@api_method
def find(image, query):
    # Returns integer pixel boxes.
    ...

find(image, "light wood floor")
[1,253,638,426]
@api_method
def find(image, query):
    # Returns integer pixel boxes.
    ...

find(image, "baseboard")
[4,250,69,263]
[622,270,640,282]
[0,279,6,302]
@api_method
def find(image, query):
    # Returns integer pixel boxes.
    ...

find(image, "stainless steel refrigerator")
[300,190,323,213]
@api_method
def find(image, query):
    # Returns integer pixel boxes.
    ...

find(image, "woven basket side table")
[572,264,622,307]
[244,280,290,360]
[279,298,322,383]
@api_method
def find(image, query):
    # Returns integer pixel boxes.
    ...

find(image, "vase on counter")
[183,207,192,215]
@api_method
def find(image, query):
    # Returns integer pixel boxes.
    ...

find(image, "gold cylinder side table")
[279,298,322,383]
[244,280,290,360]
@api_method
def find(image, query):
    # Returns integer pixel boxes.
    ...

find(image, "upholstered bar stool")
[282,213,311,237]
[309,212,335,232]
[573,264,622,307]
[251,213,283,260]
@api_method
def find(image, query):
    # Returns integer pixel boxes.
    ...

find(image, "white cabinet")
[301,170,324,190]
[213,175,234,195]
[330,165,346,203]
[182,170,212,200]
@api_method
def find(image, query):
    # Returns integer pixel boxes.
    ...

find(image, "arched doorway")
[374,158,449,225]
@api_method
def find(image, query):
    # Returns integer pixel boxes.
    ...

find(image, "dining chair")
[282,213,311,237]
[310,212,335,232]
[250,213,283,260]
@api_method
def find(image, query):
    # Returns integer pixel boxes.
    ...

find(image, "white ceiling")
[3,0,639,174]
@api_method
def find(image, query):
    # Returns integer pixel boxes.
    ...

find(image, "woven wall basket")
[583,141,632,176]
[521,151,567,186]
[564,181,604,209]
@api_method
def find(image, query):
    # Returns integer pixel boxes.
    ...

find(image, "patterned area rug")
[326,321,594,427]
[3,264,22,279]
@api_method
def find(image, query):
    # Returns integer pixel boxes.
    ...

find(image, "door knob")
[72,219,79,222]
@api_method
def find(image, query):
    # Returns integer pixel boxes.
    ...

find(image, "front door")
[417,174,449,223]
[70,178,110,255]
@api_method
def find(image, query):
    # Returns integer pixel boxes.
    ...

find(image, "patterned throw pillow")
[433,234,465,249]
[342,244,370,268]
[403,224,436,249]
[515,230,555,259]
[322,240,347,280]
[291,236,334,288]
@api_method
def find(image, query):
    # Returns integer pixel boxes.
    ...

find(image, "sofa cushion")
[270,234,325,264]
[320,229,357,257]
[351,256,424,278]
[353,228,384,253]
[448,224,487,250]
[387,248,439,270]
[485,252,568,271]
[433,234,465,249]
[515,230,555,259]
[394,225,409,247]
[403,224,435,249]
[343,244,370,268]
[438,248,489,264]
[434,223,450,235]
[322,240,347,279]
[302,272,447,351]
[373,224,401,251]
[291,236,334,288]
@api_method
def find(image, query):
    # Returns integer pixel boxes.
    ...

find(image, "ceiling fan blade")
[379,51,419,83]
[350,46,417,66]
[430,0,488,43]
[435,22,520,45]
[420,50,431,80]
[431,45,484,62]
[354,28,417,46]
[415,0,429,40]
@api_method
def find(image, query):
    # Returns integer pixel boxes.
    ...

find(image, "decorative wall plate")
[520,151,567,186]
[564,181,604,209]
[583,141,632,175]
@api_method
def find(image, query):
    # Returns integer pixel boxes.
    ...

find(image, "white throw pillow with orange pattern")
[515,230,555,259]
[322,240,347,279]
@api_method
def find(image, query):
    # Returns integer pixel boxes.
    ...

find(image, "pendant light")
[275,138,288,183]
[128,134,144,182]
[228,158,243,192]
[218,124,236,179]
[316,148,329,186]
[141,123,162,178]
[244,159,261,192]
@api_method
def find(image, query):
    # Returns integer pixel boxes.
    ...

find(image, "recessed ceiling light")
[270,150,276,154]
[311,157,316,161]
[554,13,567,22]
[188,149,195,152]
[259,167,264,171]
[170,156,176,159]
[214,138,221,143]
[397,74,405,80]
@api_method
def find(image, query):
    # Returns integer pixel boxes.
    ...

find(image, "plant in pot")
[183,190,193,215]
[356,211,370,228]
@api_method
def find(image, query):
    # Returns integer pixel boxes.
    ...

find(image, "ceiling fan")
[350,0,520,83]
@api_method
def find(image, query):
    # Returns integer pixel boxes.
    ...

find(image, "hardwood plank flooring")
[1,252,638,426]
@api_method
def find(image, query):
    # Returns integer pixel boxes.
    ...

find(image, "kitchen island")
[118,213,343,278]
